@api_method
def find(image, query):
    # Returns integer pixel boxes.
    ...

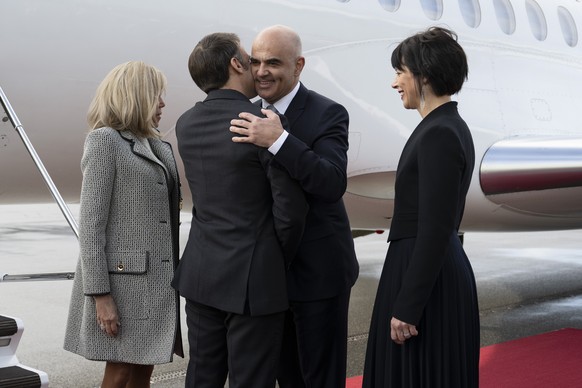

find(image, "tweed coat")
[64,127,183,364]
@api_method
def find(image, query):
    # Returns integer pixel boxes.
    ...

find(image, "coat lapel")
[119,130,173,179]
[284,83,308,130]
[149,139,179,187]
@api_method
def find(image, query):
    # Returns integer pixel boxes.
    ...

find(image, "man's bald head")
[250,25,305,103]
[254,25,302,58]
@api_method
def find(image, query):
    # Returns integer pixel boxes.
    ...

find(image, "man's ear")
[231,57,244,74]
[294,56,305,77]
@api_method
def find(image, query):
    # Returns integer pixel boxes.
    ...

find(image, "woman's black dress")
[363,102,480,387]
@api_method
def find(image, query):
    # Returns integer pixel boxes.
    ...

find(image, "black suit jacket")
[172,89,308,316]
[388,101,475,325]
[269,83,359,301]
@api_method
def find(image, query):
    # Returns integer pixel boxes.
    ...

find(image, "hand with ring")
[390,317,418,345]
[94,294,120,337]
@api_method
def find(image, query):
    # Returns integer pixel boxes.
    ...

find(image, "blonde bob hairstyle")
[87,61,166,138]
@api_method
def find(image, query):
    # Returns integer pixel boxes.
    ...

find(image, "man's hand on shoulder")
[230,108,284,148]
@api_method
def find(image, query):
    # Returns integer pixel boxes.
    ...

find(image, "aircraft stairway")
[1,85,78,282]
[1,86,77,385]
[0,315,48,387]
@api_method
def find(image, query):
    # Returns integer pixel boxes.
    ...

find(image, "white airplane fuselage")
[2,0,582,231]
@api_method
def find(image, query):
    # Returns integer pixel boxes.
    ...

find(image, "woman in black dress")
[363,27,480,387]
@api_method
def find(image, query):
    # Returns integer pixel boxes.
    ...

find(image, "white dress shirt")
[263,82,301,155]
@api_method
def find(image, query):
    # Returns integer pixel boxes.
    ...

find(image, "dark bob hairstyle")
[391,27,468,97]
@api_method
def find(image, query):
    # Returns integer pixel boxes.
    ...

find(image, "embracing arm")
[232,104,349,202]
[276,104,348,202]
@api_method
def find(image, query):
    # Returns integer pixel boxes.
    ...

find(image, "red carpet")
[346,376,362,388]
[480,328,582,387]
[346,328,582,388]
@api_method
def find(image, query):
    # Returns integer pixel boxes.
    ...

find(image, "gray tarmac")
[1,204,582,387]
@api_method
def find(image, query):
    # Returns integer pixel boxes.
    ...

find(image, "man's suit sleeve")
[275,103,349,203]
[260,150,308,266]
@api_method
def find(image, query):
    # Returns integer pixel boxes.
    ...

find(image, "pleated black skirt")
[363,235,480,387]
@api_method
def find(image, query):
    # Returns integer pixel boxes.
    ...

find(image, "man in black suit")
[230,25,359,388]
[172,32,308,388]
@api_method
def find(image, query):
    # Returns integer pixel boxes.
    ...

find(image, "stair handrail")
[0,85,78,282]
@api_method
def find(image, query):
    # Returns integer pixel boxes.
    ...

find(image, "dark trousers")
[277,289,351,388]
[185,299,285,388]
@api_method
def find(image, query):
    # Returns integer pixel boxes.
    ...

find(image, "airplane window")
[493,0,516,35]
[525,0,547,41]
[459,0,481,28]
[420,0,444,20]
[557,6,578,47]
[378,0,400,11]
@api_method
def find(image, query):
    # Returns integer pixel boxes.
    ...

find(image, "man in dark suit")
[172,32,308,388]
[230,25,359,388]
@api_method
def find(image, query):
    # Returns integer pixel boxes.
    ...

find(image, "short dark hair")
[391,27,468,96]
[188,32,245,93]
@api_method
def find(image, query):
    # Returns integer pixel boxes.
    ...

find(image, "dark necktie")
[265,104,289,130]
[266,104,279,114]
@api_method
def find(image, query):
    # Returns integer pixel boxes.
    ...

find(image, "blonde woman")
[64,61,183,387]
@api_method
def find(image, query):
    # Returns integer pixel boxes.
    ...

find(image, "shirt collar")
[262,82,301,114]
